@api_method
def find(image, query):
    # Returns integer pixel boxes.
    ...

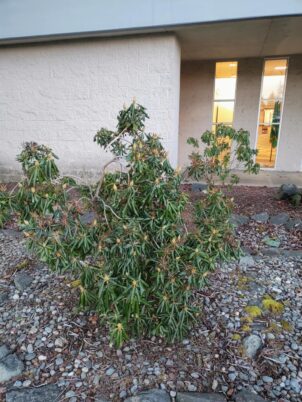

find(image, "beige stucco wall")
[178,60,215,167]
[0,34,180,181]
[233,58,263,150]
[179,55,302,173]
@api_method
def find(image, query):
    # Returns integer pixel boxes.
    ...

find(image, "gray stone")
[0,345,10,360]
[55,357,63,366]
[95,397,109,402]
[125,389,171,402]
[105,367,115,376]
[239,255,254,268]
[251,212,269,223]
[235,390,267,402]
[14,272,33,292]
[262,376,273,383]
[24,353,36,361]
[261,248,281,257]
[187,384,197,392]
[283,249,302,258]
[0,291,9,306]
[79,211,98,226]
[269,213,289,225]
[6,384,60,402]
[65,390,76,398]
[285,218,302,231]
[0,229,22,239]
[228,372,237,381]
[278,183,299,198]
[231,214,249,227]
[0,354,24,383]
[191,183,207,192]
[290,379,301,393]
[262,237,280,248]
[242,335,262,359]
[176,393,226,402]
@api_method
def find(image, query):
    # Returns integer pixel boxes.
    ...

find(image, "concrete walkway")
[234,170,302,187]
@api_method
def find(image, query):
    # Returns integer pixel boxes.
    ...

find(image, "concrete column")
[233,58,263,147]
[178,60,215,167]
[277,55,302,172]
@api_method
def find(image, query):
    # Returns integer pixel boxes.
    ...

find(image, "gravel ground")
[237,221,302,252]
[0,224,301,402]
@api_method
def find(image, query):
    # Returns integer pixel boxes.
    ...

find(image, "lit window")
[212,61,238,132]
[256,59,288,168]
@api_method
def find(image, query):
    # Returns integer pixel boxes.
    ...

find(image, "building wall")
[179,55,302,172]
[0,34,180,181]
[278,54,302,171]
[233,58,263,150]
[178,60,215,166]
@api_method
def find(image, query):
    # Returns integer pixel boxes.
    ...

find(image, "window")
[255,59,288,168]
[212,61,238,132]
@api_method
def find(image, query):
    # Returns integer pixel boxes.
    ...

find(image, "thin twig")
[93,157,120,200]
[105,128,126,151]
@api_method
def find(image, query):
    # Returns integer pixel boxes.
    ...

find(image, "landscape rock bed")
[235,217,302,253]
[0,185,301,401]
[0,222,301,401]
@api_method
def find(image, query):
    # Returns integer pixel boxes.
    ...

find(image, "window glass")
[212,62,237,130]
[212,101,234,124]
[261,59,287,99]
[256,59,288,168]
[214,78,237,100]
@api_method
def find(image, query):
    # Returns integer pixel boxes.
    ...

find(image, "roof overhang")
[177,16,302,60]
[0,0,302,46]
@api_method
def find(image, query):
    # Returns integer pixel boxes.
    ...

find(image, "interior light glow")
[274,66,286,70]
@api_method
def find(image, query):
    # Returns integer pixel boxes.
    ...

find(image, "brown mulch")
[184,185,302,219]
[226,186,302,218]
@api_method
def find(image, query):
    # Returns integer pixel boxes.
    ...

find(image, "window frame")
[254,57,289,170]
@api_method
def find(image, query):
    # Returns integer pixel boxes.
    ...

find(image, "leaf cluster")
[187,125,260,187]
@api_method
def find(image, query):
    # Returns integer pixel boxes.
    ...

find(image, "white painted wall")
[0,34,180,181]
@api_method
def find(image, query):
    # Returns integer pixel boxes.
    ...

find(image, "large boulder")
[285,218,302,231]
[251,212,269,224]
[6,384,61,402]
[0,229,23,239]
[235,389,267,402]
[0,354,24,383]
[239,255,254,268]
[269,213,289,225]
[0,345,10,360]
[0,291,9,306]
[125,389,170,402]
[277,184,299,199]
[176,393,226,402]
[230,214,249,227]
[14,272,33,292]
